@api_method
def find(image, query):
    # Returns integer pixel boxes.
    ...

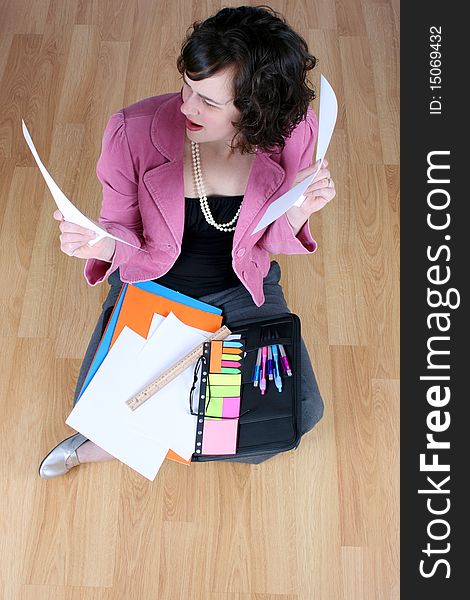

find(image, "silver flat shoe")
[38,433,88,479]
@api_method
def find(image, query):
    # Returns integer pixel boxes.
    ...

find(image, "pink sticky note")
[221,360,240,368]
[201,419,238,455]
[222,397,240,418]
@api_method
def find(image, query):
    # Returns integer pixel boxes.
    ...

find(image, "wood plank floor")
[0,1,399,598]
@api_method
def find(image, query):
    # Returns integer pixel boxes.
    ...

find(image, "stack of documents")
[66,282,223,481]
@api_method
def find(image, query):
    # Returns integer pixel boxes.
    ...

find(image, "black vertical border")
[401,3,466,595]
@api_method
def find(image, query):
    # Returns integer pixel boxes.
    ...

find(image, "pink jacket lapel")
[142,92,287,246]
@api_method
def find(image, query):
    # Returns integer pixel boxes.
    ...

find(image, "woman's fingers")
[60,231,96,251]
[59,231,96,245]
[52,210,115,261]
[302,167,336,209]
[62,241,88,257]
[290,157,335,219]
[61,235,104,258]
[53,210,96,238]
[58,220,95,236]
[303,178,336,213]
[306,169,331,193]
[294,158,330,187]
[55,215,97,256]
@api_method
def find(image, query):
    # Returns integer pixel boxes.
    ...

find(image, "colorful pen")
[278,344,292,376]
[267,345,274,380]
[260,346,268,395]
[271,344,282,392]
[252,347,262,387]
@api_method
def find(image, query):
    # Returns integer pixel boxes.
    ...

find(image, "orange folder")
[109,284,223,465]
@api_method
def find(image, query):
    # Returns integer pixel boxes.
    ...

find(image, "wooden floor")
[0,1,399,598]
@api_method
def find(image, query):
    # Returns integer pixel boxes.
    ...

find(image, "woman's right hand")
[53,210,116,262]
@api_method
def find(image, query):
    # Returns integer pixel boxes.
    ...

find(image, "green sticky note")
[221,353,241,361]
[209,385,240,397]
[209,373,242,387]
[205,396,223,419]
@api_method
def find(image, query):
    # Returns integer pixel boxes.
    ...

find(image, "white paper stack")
[66,312,211,480]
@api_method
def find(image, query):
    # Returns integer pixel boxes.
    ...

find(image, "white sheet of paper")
[66,313,212,480]
[66,326,169,480]
[22,119,144,251]
[146,313,165,341]
[129,314,209,459]
[141,313,209,355]
[251,74,338,234]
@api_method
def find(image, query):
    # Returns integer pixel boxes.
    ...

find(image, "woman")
[39,5,335,478]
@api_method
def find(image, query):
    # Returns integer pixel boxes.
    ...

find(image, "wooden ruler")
[126,325,232,411]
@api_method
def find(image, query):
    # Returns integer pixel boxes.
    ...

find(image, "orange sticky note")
[209,340,223,373]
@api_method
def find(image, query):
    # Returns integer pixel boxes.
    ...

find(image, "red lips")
[185,118,204,131]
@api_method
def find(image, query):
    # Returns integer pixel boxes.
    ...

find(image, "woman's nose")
[180,87,200,116]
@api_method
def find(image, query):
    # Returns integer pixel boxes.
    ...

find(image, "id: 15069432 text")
[429,26,443,115]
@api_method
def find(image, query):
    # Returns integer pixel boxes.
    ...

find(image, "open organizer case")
[191,312,303,462]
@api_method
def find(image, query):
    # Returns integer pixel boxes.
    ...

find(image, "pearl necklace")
[191,141,242,232]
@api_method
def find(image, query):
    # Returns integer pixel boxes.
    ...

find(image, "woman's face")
[180,68,241,147]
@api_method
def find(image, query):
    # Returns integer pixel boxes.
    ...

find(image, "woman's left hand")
[286,159,336,235]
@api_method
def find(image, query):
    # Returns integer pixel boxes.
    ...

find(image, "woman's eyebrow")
[182,73,228,105]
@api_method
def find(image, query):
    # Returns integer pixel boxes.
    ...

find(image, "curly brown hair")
[176,5,317,155]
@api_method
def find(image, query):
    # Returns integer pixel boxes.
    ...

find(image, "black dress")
[154,195,243,296]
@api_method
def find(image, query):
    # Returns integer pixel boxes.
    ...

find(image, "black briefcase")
[191,313,302,461]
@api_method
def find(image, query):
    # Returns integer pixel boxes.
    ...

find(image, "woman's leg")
[73,269,124,405]
[71,263,324,466]
[71,270,123,464]
[197,261,324,464]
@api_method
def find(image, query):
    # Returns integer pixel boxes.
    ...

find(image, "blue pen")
[271,344,283,392]
[252,348,262,387]
[267,345,274,380]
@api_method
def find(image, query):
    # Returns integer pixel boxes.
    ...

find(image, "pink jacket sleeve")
[257,107,318,255]
[84,111,143,285]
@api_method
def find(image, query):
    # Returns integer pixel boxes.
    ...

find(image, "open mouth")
[185,118,204,130]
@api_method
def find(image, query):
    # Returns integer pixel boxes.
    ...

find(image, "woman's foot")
[39,433,87,479]
[74,440,115,464]
[39,434,115,479]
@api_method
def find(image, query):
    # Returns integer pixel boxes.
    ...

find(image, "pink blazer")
[85,92,318,306]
